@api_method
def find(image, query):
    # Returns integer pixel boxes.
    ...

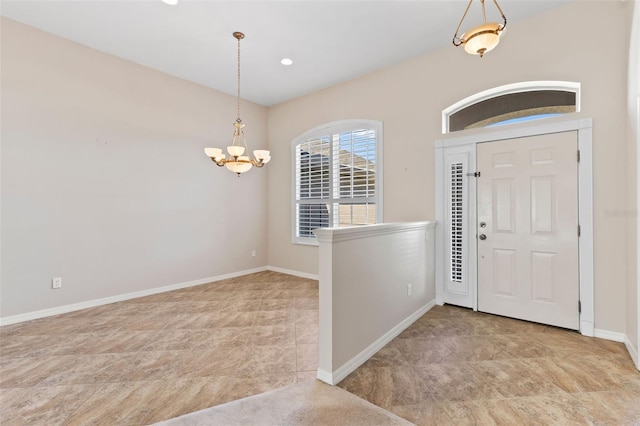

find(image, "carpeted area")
[154,380,412,426]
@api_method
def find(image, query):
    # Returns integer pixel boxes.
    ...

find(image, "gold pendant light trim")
[452,0,507,58]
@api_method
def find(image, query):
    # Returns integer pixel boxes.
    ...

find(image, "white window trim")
[442,81,581,134]
[291,119,384,246]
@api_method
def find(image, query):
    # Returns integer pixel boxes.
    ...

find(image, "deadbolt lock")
[479,234,487,240]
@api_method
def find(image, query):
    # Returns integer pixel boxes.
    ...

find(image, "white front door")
[477,132,580,330]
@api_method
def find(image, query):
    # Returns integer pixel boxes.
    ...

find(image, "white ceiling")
[1,0,573,106]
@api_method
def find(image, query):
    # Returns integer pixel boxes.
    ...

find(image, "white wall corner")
[267,266,319,281]
[625,335,640,371]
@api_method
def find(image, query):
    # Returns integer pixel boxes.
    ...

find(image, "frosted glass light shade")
[262,155,271,164]
[463,23,502,56]
[204,147,222,158]
[227,146,245,157]
[253,150,270,161]
[225,160,253,174]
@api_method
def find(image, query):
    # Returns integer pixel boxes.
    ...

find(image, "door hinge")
[578,225,581,237]
[577,150,581,162]
[578,300,582,313]
[466,171,481,177]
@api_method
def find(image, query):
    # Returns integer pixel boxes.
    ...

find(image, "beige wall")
[1,18,268,318]
[626,0,640,358]
[267,1,631,333]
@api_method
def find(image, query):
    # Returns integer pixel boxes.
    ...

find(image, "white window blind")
[450,162,464,283]
[292,121,382,244]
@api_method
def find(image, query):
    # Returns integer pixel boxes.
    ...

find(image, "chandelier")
[204,31,271,176]
[453,0,507,58]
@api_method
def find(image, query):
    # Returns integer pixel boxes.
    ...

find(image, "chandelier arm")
[492,0,507,29]
[241,128,249,154]
[453,0,475,46]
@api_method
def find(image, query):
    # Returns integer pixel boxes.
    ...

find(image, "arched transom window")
[442,81,580,133]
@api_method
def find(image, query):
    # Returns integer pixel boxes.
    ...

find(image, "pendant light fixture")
[204,31,270,176]
[453,0,507,58]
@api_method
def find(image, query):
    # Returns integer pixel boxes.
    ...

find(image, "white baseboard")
[594,328,625,342]
[267,266,319,281]
[0,267,268,326]
[624,335,639,371]
[319,299,437,386]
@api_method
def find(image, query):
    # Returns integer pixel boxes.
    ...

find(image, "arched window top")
[442,81,580,133]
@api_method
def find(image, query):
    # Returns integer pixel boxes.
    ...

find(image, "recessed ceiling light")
[162,0,178,5]
[281,58,293,66]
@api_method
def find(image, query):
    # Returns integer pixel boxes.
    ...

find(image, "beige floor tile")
[505,394,593,424]
[64,380,173,425]
[224,372,298,402]
[296,370,318,383]
[414,363,503,402]
[294,297,318,310]
[248,324,296,346]
[0,384,101,426]
[191,327,252,348]
[259,298,296,311]
[296,343,318,371]
[339,365,435,409]
[137,377,235,424]
[135,329,202,352]
[392,336,455,366]
[38,353,139,386]
[220,298,261,312]
[295,321,318,344]
[1,355,73,389]
[236,344,297,375]
[254,310,296,326]
[389,402,454,426]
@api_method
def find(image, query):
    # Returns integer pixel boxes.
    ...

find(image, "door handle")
[479,234,487,240]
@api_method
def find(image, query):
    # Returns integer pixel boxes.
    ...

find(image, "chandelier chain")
[237,34,241,121]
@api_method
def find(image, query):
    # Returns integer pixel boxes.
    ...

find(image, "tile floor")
[338,304,640,425]
[1,271,639,425]
[0,271,319,425]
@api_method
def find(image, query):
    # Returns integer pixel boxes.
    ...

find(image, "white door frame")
[435,117,594,336]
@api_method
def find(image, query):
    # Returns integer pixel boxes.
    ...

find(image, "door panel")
[477,132,579,330]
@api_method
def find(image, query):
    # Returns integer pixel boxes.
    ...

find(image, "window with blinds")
[292,120,383,244]
[449,162,464,283]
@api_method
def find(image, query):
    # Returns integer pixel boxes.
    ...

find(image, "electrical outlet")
[407,284,412,296]
[52,277,62,289]
[251,250,256,257]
